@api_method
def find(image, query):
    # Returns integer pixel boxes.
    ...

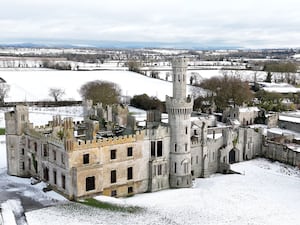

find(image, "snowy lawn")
[25,158,300,225]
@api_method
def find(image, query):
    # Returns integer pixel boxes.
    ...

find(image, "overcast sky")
[1,0,300,48]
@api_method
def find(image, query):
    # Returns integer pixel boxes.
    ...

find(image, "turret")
[166,58,193,188]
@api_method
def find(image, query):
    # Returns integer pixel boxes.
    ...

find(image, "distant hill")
[0,39,241,50]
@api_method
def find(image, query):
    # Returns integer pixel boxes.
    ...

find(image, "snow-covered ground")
[23,158,300,225]
[0,135,68,225]
[0,70,175,101]
[0,69,264,103]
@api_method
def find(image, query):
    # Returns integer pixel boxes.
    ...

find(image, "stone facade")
[5,58,268,200]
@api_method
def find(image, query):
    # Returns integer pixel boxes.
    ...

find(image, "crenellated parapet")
[69,131,144,151]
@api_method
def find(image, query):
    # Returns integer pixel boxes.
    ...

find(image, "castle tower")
[166,58,193,188]
[5,105,29,176]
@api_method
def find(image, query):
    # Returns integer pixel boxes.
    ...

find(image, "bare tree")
[49,88,65,102]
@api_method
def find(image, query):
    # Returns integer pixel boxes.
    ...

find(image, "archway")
[229,149,236,164]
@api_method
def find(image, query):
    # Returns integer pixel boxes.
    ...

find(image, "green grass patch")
[0,128,5,135]
[78,198,143,214]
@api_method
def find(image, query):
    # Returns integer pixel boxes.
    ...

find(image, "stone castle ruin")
[5,58,300,200]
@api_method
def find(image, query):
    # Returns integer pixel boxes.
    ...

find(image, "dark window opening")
[127,147,133,157]
[151,141,155,157]
[21,148,25,155]
[157,141,163,157]
[127,167,133,180]
[111,170,116,183]
[158,164,162,175]
[53,150,56,161]
[43,167,49,181]
[174,143,177,152]
[110,150,116,160]
[28,158,31,170]
[185,126,188,135]
[83,153,89,164]
[174,162,177,173]
[61,175,66,189]
[111,190,117,197]
[34,142,37,152]
[53,171,57,184]
[22,162,25,170]
[128,186,133,194]
[86,176,95,191]
[43,144,48,157]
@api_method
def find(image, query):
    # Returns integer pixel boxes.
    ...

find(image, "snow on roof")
[239,107,260,112]
[207,133,222,139]
[286,144,300,153]
[279,115,300,124]
[258,82,300,93]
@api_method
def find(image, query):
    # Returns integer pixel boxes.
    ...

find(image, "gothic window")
[127,167,133,180]
[127,147,133,157]
[157,141,162,157]
[111,170,116,183]
[83,153,89,164]
[110,149,116,160]
[86,176,95,191]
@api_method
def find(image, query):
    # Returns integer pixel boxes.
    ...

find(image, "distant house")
[223,106,260,126]
[278,112,300,133]
[257,82,300,94]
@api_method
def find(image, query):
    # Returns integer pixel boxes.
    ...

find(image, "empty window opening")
[110,149,116,160]
[127,167,133,180]
[157,141,163,157]
[127,147,133,157]
[111,170,117,183]
[151,141,156,157]
[86,176,95,191]
[83,153,89,164]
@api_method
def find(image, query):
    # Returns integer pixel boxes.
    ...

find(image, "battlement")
[70,130,144,151]
[172,57,188,68]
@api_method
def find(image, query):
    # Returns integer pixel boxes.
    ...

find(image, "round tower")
[166,58,193,188]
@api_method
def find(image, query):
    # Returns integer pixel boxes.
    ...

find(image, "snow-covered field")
[0,70,175,101]
[0,69,264,102]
